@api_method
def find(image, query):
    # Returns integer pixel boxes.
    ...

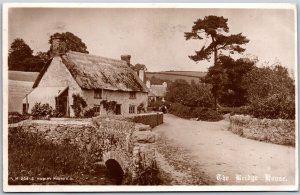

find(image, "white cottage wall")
[82,90,148,115]
[27,57,82,116]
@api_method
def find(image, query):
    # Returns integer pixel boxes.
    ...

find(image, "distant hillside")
[145,71,206,83]
[9,71,39,82]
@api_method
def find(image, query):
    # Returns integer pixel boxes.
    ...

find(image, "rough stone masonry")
[9,116,158,183]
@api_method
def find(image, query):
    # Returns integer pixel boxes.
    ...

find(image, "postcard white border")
[2,3,298,192]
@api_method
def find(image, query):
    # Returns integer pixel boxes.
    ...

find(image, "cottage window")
[94,89,102,99]
[129,105,135,114]
[129,91,136,99]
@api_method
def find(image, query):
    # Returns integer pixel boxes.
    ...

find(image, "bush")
[71,94,87,117]
[31,103,53,119]
[166,79,214,108]
[192,108,223,122]
[169,103,223,121]
[248,96,295,120]
[219,106,250,115]
[243,65,295,119]
[84,107,98,118]
[137,103,146,113]
[52,109,65,118]
[8,112,30,124]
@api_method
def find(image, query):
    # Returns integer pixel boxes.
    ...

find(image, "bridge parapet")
[9,116,159,184]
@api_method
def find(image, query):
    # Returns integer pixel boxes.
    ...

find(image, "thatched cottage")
[23,36,148,117]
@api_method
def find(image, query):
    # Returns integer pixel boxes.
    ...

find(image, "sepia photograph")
[3,3,298,192]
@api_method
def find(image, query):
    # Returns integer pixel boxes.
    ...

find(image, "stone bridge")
[8,113,163,184]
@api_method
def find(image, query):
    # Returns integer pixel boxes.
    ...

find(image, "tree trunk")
[211,36,218,110]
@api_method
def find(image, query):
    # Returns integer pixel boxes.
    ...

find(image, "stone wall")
[8,118,157,183]
[94,112,164,128]
[229,115,295,146]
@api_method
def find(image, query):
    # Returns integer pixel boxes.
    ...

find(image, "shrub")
[31,102,53,119]
[148,100,166,111]
[219,106,250,115]
[166,79,214,108]
[71,94,87,117]
[243,65,295,119]
[137,103,146,113]
[192,108,223,122]
[169,103,223,121]
[8,112,30,124]
[52,109,65,118]
[84,107,98,118]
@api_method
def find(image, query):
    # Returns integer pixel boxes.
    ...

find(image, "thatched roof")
[34,51,148,92]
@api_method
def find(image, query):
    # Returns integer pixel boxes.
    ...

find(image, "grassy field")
[145,71,206,83]
[8,71,39,82]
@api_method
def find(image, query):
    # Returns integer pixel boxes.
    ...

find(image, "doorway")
[55,88,69,117]
[116,104,121,115]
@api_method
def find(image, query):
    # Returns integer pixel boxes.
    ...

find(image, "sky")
[8,7,295,73]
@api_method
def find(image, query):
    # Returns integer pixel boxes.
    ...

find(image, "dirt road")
[153,114,296,185]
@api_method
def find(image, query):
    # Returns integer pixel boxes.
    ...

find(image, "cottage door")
[56,89,69,117]
[116,104,121,115]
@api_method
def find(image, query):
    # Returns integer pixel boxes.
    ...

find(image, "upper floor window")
[129,91,136,99]
[94,89,102,99]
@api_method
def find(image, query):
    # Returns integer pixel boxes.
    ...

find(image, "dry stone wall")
[94,112,164,128]
[229,115,295,146]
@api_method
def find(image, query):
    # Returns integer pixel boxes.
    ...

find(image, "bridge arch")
[102,151,130,183]
[105,159,124,184]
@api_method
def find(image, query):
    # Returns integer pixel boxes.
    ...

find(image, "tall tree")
[185,15,249,65]
[48,32,89,56]
[8,38,33,71]
[204,56,255,107]
[185,15,250,108]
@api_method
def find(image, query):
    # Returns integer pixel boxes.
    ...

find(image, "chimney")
[121,55,131,66]
[51,34,67,57]
[162,82,167,88]
[146,80,151,88]
[138,69,145,82]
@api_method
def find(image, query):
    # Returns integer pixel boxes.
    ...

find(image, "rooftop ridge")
[67,51,127,66]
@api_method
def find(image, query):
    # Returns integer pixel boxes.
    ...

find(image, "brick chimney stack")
[121,55,131,66]
[51,34,67,57]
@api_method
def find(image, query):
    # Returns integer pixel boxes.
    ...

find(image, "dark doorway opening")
[55,88,69,117]
[116,104,121,115]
